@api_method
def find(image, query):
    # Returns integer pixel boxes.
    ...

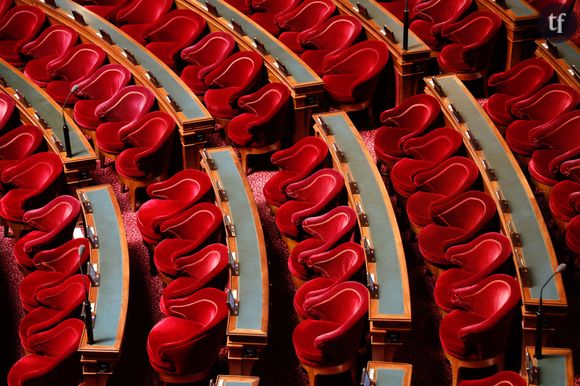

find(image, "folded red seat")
[458,371,526,386]
[116,0,172,43]
[409,0,471,49]
[0,5,46,66]
[566,215,580,255]
[0,92,15,133]
[250,0,301,36]
[0,125,44,175]
[549,180,580,223]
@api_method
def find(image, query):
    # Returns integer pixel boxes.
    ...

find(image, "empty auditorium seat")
[250,0,301,35]
[224,0,252,13]
[0,125,44,174]
[378,0,428,21]
[511,84,579,121]
[301,241,364,283]
[410,0,472,49]
[263,136,329,208]
[0,5,46,66]
[293,277,335,320]
[529,110,580,151]
[458,371,526,386]
[33,237,90,275]
[22,25,78,87]
[566,215,580,255]
[116,0,172,38]
[528,146,580,194]
[402,128,463,164]
[549,180,580,226]
[0,92,15,132]
[85,0,130,20]
[180,32,236,95]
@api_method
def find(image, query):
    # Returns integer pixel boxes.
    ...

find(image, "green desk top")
[376,368,406,385]
[338,0,428,52]
[49,0,210,121]
[220,382,254,386]
[503,0,537,17]
[191,0,319,84]
[0,59,91,158]
[83,186,128,348]
[552,40,580,69]
[322,113,408,318]
[210,149,267,335]
[435,76,560,302]
[537,353,568,385]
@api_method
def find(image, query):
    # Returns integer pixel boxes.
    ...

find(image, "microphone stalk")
[535,263,566,359]
[61,85,78,158]
[403,0,409,51]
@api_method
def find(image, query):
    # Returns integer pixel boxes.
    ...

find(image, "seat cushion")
[263,170,299,207]
[279,31,304,54]
[528,150,562,188]
[418,225,466,267]
[24,55,57,87]
[505,120,541,156]
[406,192,444,229]
[251,12,282,36]
[323,74,358,103]
[73,99,105,131]
[434,269,476,312]
[440,310,486,359]
[409,20,439,49]
[95,122,127,154]
[276,200,314,238]
[153,238,206,277]
[293,319,342,366]
[484,93,516,127]
[227,113,263,146]
[437,44,471,73]
[46,81,80,105]
[120,23,148,45]
[181,65,208,95]
[204,87,241,119]
[0,39,23,66]
[137,199,188,244]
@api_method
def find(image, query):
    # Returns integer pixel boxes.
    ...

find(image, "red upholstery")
[322,40,389,104]
[203,51,263,119]
[159,243,229,312]
[0,0,11,19]
[147,288,228,381]
[45,44,107,105]
[529,110,580,151]
[250,0,301,35]
[0,5,46,66]
[227,83,291,146]
[277,0,335,52]
[263,136,328,207]
[142,10,206,68]
[19,274,89,352]
[528,146,580,187]
[434,232,512,312]
[294,277,336,320]
[153,203,223,277]
[276,168,345,238]
[180,32,236,95]
[293,281,368,367]
[8,319,84,386]
[410,0,472,49]
[116,0,172,25]
[566,215,580,255]
[511,84,578,121]
[528,0,574,10]
[418,190,497,266]
[549,180,580,223]
[437,12,502,74]
[85,0,130,20]
[224,0,252,13]
[299,15,362,74]
[0,125,43,175]
[0,152,62,223]
[378,0,429,20]
[303,241,364,282]
[22,25,78,87]
[13,195,81,270]
[389,158,433,197]
[485,58,554,126]
[72,64,132,130]
[458,371,526,386]
[439,275,521,360]
[137,169,212,244]
[0,91,15,132]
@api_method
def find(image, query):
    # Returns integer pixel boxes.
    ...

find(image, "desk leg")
[181,133,207,170]
[292,93,322,143]
[370,326,407,362]
[81,358,114,386]
[394,58,428,105]
[227,341,264,376]
[521,309,558,370]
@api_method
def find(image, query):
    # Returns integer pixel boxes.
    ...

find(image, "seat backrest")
[307,241,364,281]
[47,43,106,81]
[160,202,223,240]
[73,64,132,100]
[165,287,228,324]
[442,11,502,48]
[403,127,463,163]
[0,92,15,132]
[1,152,62,190]
[27,318,85,358]
[511,84,579,122]
[380,93,440,130]
[21,25,78,59]
[529,110,580,150]
[0,5,45,42]
[252,0,300,14]
[0,125,43,160]
[175,243,229,280]
[458,371,527,386]
[299,15,362,52]
[286,168,344,204]
[95,85,155,123]
[276,0,336,32]
[430,190,496,232]
[445,232,512,274]
[23,195,80,232]
[204,51,263,89]
[180,32,236,67]
[487,58,554,96]
[119,111,175,148]
[414,0,472,30]
[33,238,90,274]
[271,135,329,173]
[35,274,89,310]
[115,0,172,24]
[413,156,479,196]
[301,205,357,241]
[143,9,206,43]
[146,168,212,203]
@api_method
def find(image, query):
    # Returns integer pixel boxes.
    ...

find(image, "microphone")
[402,0,409,51]
[78,244,94,345]
[61,84,79,158]
[535,263,566,359]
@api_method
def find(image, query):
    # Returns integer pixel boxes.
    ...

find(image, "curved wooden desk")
[22,0,215,168]
[525,347,574,385]
[333,0,431,103]
[201,147,269,375]
[0,58,96,184]
[535,39,580,90]
[214,375,260,386]
[313,111,411,361]
[177,0,324,140]
[424,74,567,360]
[365,361,412,385]
[76,184,130,386]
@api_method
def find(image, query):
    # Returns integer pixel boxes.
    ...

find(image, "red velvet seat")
[528,0,575,10]
[402,128,463,164]
[153,202,223,277]
[485,58,554,126]
[84,0,130,20]
[0,152,62,224]
[294,277,336,320]
[250,0,301,35]
[72,64,132,131]
[22,25,78,87]
[0,91,15,133]
[528,146,580,190]
[322,40,389,112]
[410,0,472,49]
[224,0,252,13]
[141,10,206,69]
[437,12,502,75]
[116,0,172,42]
[529,110,580,151]
[417,190,497,267]
[263,136,329,207]
[288,206,357,279]
[159,243,229,311]
[0,125,43,175]
[8,319,84,386]
[389,158,434,197]
[434,232,512,312]
[45,44,107,105]
[293,281,368,381]
[203,51,264,119]
[458,371,526,386]
[549,180,580,224]
[0,5,46,66]
[439,275,521,383]
[147,288,228,383]
[13,195,81,270]
[511,83,579,121]
[0,0,11,19]
[566,215,580,255]
[277,0,336,53]
[180,32,236,95]
[276,168,345,238]
[378,0,428,21]
[137,169,212,244]
[298,241,364,283]
[19,274,89,352]
[299,15,362,74]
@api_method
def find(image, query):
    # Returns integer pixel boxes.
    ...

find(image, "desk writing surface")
[0,58,91,158]
[503,0,537,17]
[552,40,580,69]
[434,75,561,302]
[49,0,210,121]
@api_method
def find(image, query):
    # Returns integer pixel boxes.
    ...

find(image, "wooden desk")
[22,0,214,169]
[366,361,412,385]
[214,375,260,386]
[333,0,431,104]
[475,0,539,69]
[525,347,574,386]
[535,39,580,90]
[200,147,268,375]
[424,75,567,361]
[313,111,411,361]
[76,185,130,386]
[179,0,324,140]
[0,58,96,185]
